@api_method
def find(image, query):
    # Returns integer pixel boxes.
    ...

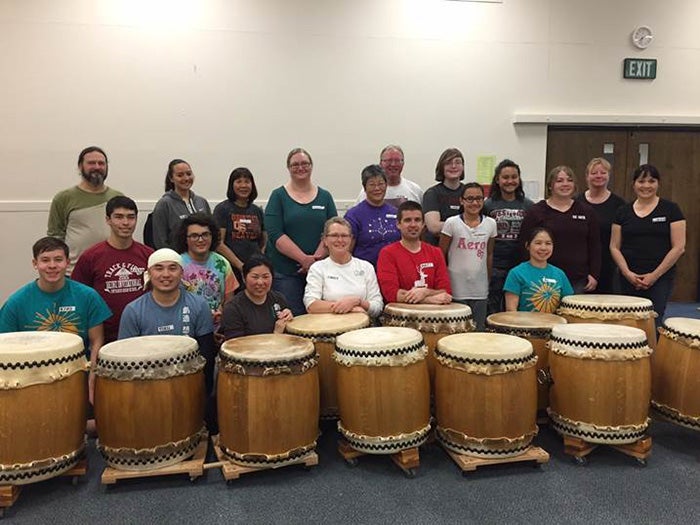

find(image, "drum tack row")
[1,296,699,514]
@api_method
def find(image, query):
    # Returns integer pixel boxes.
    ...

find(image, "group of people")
[0,144,688,430]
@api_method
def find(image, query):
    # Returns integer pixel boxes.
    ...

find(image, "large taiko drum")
[334,327,430,454]
[652,317,700,431]
[547,324,652,444]
[381,303,473,382]
[486,311,567,413]
[557,294,657,349]
[0,332,88,485]
[218,334,319,467]
[435,333,538,458]
[94,335,207,470]
[285,312,369,418]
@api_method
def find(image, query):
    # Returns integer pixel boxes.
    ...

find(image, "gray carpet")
[5,303,700,524]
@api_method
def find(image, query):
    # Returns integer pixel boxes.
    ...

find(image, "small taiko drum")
[381,303,473,382]
[652,317,700,431]
[334,327,430,454]
[94,335,207,470]
[547,324,652,444]
[218,334,319,467]
[486,312,567,413]
[286,312,369,418]
[0,332,88,485]
[557,294,657,348]
[435,333,538,458]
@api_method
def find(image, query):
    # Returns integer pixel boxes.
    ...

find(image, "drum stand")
[100,436,208,486]
[563,435,652,466]
[210,435,319,484]
[0,459,87,519]
[440,445,549,475]
[337,439,421,478]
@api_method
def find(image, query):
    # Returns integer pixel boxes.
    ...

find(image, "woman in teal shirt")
[264,148,337,315]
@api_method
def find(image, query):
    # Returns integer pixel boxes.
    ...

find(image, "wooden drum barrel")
[285,312,369,418]
[557,294,657,349]
[334,327,430,454]
[218,334,319,467]
[435,333,538,458]
[486,311,567,413]
[548,324,652,444]
[381,303,473,382]
[94,335,207,470]
[652,317,700,431]
[0,332,88,485]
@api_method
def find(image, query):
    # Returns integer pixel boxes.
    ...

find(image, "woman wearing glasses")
[175,213,239,330]
[303,217,383,317]
[424,148,467,245]
[265,148,337,315]
[439,183,497,331]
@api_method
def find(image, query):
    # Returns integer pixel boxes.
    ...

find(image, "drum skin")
[286,312,369,418]
[334,327,430,454]
[217,334,319,466]
[0,332,88,485]
[558,294,657,349]
[381,303,473,384]
[652,318,700,431]
[434,333,537,458]
[548,324,651,444]
[486,312,566,413]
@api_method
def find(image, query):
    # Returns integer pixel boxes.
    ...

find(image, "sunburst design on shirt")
[527,281,561,313]
[30,309,80,334]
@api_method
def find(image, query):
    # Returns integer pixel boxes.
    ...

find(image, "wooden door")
[546,126,699,302]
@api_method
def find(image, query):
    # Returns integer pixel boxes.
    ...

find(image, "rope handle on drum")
[537,368,553,386]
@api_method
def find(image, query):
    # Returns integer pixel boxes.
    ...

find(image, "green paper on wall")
[476,156,496,184]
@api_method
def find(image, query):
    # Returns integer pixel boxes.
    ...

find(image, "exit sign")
[623,58,657,79]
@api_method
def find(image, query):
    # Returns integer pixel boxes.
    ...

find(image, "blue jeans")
[454,298,488,332]
[619,275,674,328]
[273,272,307,317]
[487,268,508,316]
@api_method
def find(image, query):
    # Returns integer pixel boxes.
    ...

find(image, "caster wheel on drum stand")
[344,457,359,468]
[226,479,235,487]
[572,455,588,466]
[71,476,80,486]
[403,468,417,479]
[189,476,198,483]
[635,458,647,467]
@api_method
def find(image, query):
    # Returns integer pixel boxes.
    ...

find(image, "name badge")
[58,306,76,313]
[240,218,252,224]
[652,216,667,223]
[449,205,460,210]
[572,215,587,220]
[312,205,326,210]
[543,277,557,284]
[157,324,175,332]
[386,214,397,219]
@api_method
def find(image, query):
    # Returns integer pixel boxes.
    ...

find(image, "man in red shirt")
[377,200,452,304]
[72,196,153,343]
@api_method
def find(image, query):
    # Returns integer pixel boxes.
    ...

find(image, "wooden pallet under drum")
[210,435,319,483]
[0,459,87,518]
[441,445,549,475]
[337,438,421,478]
[563,435,652,466]
[100,436,208,486]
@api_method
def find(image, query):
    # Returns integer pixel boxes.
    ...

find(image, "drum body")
[486,312,567,413]
[558,294,657,349]
[381,303,473,382]
[94,335,206,470]
[286,312,369,418]
[652,317,700,431]
[0,332,88,485]
[435,333,537,458]
[334,327,430,454]
[218,334,319,467]
[548,324,652,444]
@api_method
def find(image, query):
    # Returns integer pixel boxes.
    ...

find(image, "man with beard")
[72,196,153,343]
[47,146,123,274]
[356,145,423,208]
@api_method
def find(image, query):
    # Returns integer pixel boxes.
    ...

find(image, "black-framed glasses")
[187,232,212,241]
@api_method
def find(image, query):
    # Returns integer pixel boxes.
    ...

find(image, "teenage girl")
[504,227,573,313]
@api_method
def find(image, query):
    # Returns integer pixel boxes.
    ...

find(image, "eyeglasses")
[366,181,387,189]
[445,158,464,166]
[462,196,484,203]
[187,232,212,241]
[325,233,351,239]
[289,161,312,170]
[380,159,404,166]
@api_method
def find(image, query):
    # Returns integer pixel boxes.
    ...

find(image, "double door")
[546,126,699,302]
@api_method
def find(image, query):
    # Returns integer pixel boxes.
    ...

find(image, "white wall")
[2,0,699,301]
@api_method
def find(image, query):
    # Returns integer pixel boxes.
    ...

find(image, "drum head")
[221,334,314,362]
[335,326,423,354]
[285,312,369,335]
[100,335,198,362]
[383,302,471,318]
[550,323,648,353]
[487,312,566,330]
[0,331,83,361]
[437,333,532,361]
[662,317,700,340]
[559,294,653,310]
